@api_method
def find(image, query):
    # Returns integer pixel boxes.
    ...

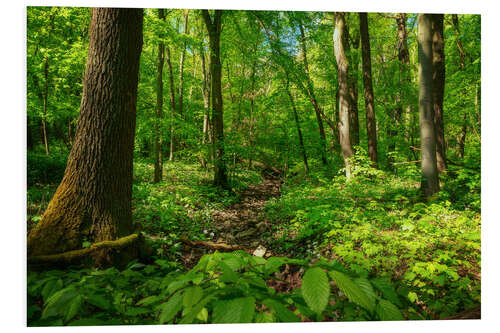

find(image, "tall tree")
[178,9,190,118]
[431,14,446,173]
[417,13,440,196]
[298,21,328,165]
[345,16,360,147]
[334,12,354,178]
[359,12,378,166]
[153,9,165,183]
[166,43,176,161]
[285,72,309,174]
[451,14,467,158]
[27,8,144,263]
[202,10,229,188]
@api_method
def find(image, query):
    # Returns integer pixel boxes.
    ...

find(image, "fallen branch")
[180,236,242,251]
[28,233,140,266]
[444,305,480,320]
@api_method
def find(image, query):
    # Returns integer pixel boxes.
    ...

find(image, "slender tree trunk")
[248,59,257,169]
[452,14,468,159]
[165,45,176,161]
[200,43,212,168]
[202,10,229,189]
[27,8,143,264]
[27,116,34,150]
[42,58,50,156]
[345,20,360,147]
[418,14,440,196]
[285,74,309,174]
[431,14,446,173]
[153,9,165,183]
[299,23,328,165]
[334,13,354,178]
[359,13,378,166]
[178,9,189,119]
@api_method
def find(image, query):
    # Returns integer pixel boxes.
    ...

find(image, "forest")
[26,7,481,326]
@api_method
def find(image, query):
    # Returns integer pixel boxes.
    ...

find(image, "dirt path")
[180,173,282,267]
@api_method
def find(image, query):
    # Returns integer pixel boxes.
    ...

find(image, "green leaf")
[302,267,330,314]
[86,293,112,310]
[178,293,215,324]
[407,291,418,303]
[355,277,377,305]
[64,295,83,323]
[255,312,275,323]
[375,299,404,321]
[68,318,111,326]
[370,278,402,307]
[42,287,79,319]
[136,295,163,307]
[183,286,203,309]
[196,307,208,322]
[262,298,300,322]
[329,270,375,312]
[219,261,239,283]
[41,279,63,303]
[159,292,183,324]
[212,297,256,323]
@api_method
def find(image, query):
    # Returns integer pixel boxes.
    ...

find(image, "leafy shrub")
[28,251,404,326]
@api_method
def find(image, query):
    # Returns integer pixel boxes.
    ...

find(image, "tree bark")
[359,12,378,166]
[299,22,328,165]
[334,13,354,178]
[200,43,212,168]
[153,8,165,183]
[345,19,360,147]
[452,14,467,159]
[178,9,189,119]
[166,45,176,161]
[431,14,446,173]
[202,10,229,189]
[418,14,440,196]
[285,73,309,174]
[27,8,143,266]
[42,58,50,155]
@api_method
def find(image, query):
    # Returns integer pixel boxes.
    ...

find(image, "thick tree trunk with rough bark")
[153,9,165,183]
[334,13,354,178]
[359,12,378,166]
[27,8,143,265]
[202,10,229,189]
[418,14,440,196]
[431,14,446,173]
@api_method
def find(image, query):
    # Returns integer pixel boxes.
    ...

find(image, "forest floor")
[178,171,283,268]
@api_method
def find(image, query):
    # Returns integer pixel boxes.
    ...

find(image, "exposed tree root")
[180,236,243,251]
[28,233,141,269]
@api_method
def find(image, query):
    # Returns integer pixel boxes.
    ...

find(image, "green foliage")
[27,150,68,185]
[28,251,405,326]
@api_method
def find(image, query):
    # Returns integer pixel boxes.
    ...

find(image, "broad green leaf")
[179,293,216,324]
[64,295,83,323]
[262,298,300,322]
[255,312,275,323]
[196,307,208,322]
[86,293,112,310]
[42,287,79,319]
[41,279,63,303]
[136,295,163,307]
[329,270,375,312]
[68,318,111,326]
[219,261,239,283]
[212,297,256,323]
[355,277,377,305]
[159,292,183,324]
[302,267,330,314]
[370,277,402,307]
[183,286,203,309]
[375,299,404,321]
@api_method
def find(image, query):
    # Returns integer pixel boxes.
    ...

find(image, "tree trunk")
[27,8,143,265]
[202,10,229,189]
[452,14,468,158]
[153,9,165,183]
[431,14,446,173]
[178,9,189,119]
[299,22,328,165]
[42,58,50,156]
[200,43,212,168]
[285,73,309,174]
[334,13,354,178]
[417,14,440,196]
[166,44,176,161]
[359,12,378,166]
[345,20,360,147]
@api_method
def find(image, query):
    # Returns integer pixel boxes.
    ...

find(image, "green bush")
[27,151,68,185]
